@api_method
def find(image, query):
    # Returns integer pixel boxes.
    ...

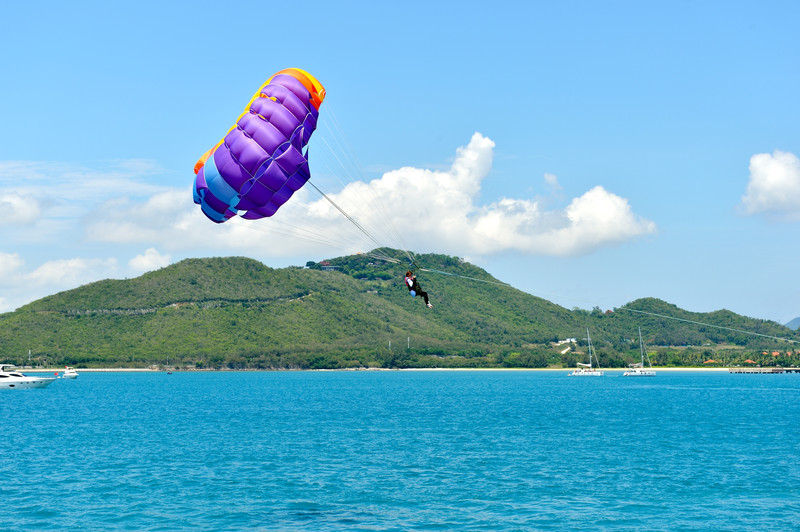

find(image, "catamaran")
[623,327,656,377]
[568,329,604,376]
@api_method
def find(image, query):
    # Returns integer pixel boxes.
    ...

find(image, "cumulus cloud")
[83,132,655,259]
[468,185,657,256]
[0,193,42,225]
[129,248,171,272]
[531,185,656,255]
[295,133,656,257]
[740,150,800,220]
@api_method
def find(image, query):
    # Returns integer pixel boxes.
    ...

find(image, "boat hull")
[0,377,56,389]
[623,371,656,377]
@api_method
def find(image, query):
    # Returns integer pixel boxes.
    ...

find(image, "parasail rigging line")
[305,180,388,253]
[616,307,798,344]
[521,284,798,344]
[417,267,511,287]
[228,213,365,253]
[314,101,417,265]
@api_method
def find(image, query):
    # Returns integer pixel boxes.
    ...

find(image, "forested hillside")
[1,251,797,369]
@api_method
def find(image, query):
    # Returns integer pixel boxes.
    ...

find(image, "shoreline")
[18,366,737,373]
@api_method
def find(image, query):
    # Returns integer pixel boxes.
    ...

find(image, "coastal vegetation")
[1,251,797,370]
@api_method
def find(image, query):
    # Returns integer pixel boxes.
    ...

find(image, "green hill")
[1,251,797,369]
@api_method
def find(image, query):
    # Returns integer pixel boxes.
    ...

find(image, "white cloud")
[0,159,168,214]
[0,192,42,225]
[740,150,800,220]
[541,185,657,255]
[0,161,71,184]
[544,173,561,190]
[85,191,194,244]
[0,253,26,312]
[469,186,657,256]
[25,257,118,287]
[293,133,656,257]
[0,251,24,277]
[83,132,656,259]
[0,255,121,312]
[129,248,171,272]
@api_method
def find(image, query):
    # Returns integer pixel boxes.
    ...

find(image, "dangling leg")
[418,289,432,308]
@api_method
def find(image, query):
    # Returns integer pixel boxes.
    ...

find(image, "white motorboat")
[568,329,604,376]
[0,364,56,389]
[623,328,656,377]
[62,367,79,379]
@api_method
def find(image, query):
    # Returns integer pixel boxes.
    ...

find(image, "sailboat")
[623,327,656,377]
[568,329,604,376]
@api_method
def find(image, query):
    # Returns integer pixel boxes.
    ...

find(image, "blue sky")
[1,1,798,324]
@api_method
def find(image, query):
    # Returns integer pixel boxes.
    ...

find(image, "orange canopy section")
[194,143,222,175]
[703,359,717,364]
[265,68,326,110]
[744,359,757,364]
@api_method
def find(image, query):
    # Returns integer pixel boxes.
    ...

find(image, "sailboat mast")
[586,328,593,369]
[639,327,645,366]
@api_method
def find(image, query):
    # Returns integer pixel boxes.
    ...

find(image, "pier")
[729,367,800,374]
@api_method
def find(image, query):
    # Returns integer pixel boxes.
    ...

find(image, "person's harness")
[404,275,418,296]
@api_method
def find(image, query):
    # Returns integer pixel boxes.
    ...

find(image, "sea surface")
[2,370,799,531]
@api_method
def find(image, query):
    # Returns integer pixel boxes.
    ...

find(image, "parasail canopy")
[193,68,326,223]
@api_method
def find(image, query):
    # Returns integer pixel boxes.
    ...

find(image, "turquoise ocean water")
[2,370,799,531]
